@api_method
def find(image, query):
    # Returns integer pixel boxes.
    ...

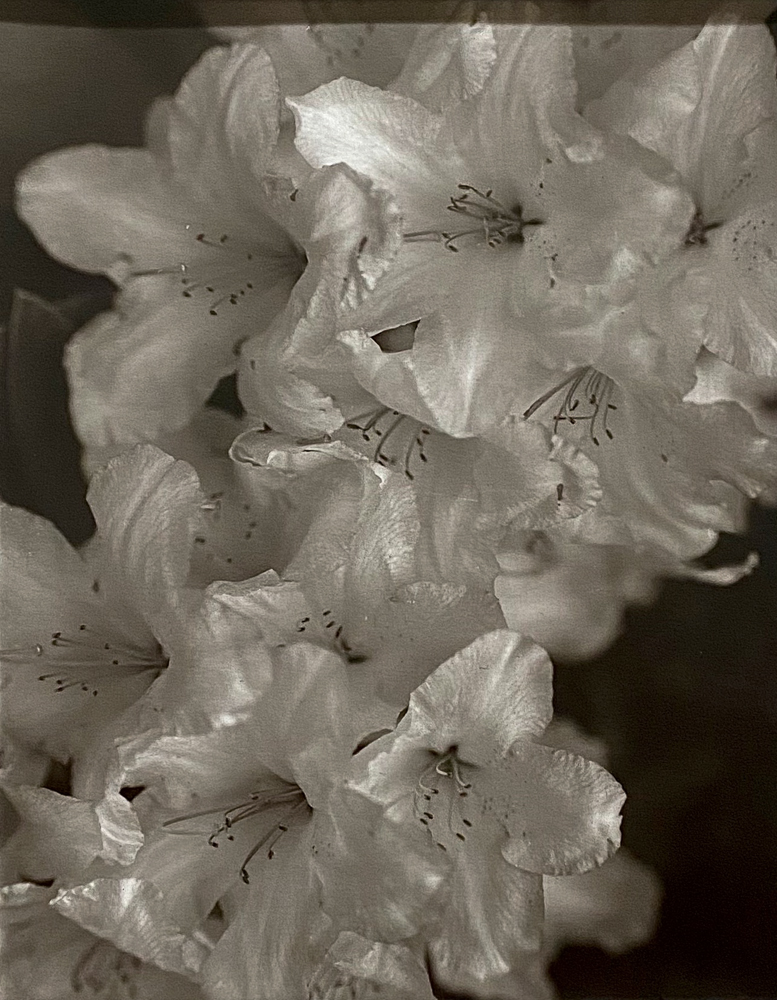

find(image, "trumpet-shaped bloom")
[586,11,777,376]
[0,446,201,764]
[326,630,624,990]
[0,883,205,1000]
[222,435,507,709]
[16,43,399,449]
[287,23,694,439]
[50,644,412,998]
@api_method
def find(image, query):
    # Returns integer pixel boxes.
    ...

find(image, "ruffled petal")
[403,631,554,764]
[429,840,544,989]
[309,932,436,1000]
[52,877,210,979]
[699,195,777,376]
[155,44,280,216]
[16,146,202,276]
[391,21,497,112]
[587,16,777,214]
[1,785,104,882]
[476,422,602,531]
[86,446,204,646]
[290,79,454,228]
[239,162,403,436]
[1,883,205,1000]
[497,739,625,876]
[65,270,292,445]
[686,348,777,435]
[313,791,449,943]
[525,371,777,560]
[449,23,600,196]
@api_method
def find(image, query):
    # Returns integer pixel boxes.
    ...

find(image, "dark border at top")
[0,0,775,27]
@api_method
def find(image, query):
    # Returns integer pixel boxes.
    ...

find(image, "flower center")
[0,624,166,697]
[126,223,305,318]
[414,748,476,853]
[343,406,431,481]
[683,209,721,247]
[162,783,310,884]
[405,184,543,253]
[523,367,618,446]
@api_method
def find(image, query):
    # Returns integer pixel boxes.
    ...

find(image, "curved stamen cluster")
[163,785,310,883]
[415,749,475,852]
[1,625,166,697]
[345,407,430,480]
[405,184,543,252]
[130,224,304,317]
[295,609,366,664]
[523,367,618,446]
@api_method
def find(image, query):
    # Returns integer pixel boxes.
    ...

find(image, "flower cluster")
[2,7,775,998]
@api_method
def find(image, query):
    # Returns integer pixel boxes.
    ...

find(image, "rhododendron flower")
[232,412,601,593]
[325,630,624,993]
[287,21,693,439]
[0,883,205,1000]
[16,43,398,448]
[518,346,777,560]
[50,644,412,998]
[586,10,777,376]
[0,447,201,765]
[222,435,507,708]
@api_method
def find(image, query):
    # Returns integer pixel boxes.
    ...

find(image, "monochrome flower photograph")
[1,2,776,998]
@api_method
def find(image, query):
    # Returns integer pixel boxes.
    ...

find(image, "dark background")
[1,6,775,998]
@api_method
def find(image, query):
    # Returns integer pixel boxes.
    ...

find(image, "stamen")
[405,184,543,253]
[344,408,432,481]
[2,627,166,698]
[163,787,303,849]
[240,796,308,882]
[414,750,475,845]
[523,367,617,446]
